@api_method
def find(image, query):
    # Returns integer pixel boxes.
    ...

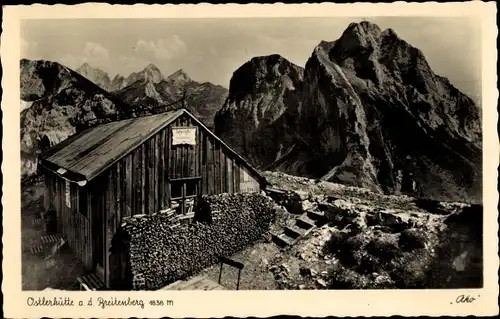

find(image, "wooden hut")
[38,108,266,288]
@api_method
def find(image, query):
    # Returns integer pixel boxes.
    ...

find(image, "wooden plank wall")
[166,114,259,195]
[239,166,261,193]
[89,180,104,278]
[47,174,92,270]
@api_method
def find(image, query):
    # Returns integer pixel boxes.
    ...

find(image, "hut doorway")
[92,195,106,282]
[169,177,200,216]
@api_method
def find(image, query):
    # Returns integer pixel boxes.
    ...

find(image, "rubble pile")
[120,193,276,290]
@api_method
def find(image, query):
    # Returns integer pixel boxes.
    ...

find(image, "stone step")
[296,215,316,230]
[43,258,57,269]
[271,232,297,248]
[30,244,44,254]
[284,225,306,239]
[40,233,64,245]
[32,217,42,226]
[307,210,325,221]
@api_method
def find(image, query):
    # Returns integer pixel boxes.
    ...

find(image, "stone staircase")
[29,233,66,254]
[271,210,326,248]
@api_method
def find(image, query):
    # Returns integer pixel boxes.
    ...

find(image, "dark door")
[92,190,105,281]
[170,178,200,218]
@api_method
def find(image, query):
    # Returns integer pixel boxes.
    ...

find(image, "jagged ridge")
[116,67,228,128]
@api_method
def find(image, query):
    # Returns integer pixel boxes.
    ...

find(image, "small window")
[171,181,183,199]
[78,188,87,217]
[171,200,182,215]
[186,181,197,197]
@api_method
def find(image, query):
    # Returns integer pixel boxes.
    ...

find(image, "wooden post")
[218,256,244,290]
[218,263,224,284]
[236,269,241,290]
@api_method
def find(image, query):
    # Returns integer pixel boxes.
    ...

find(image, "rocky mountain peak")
[112,73,124,81]
[77,62,92,71]
[352,21,383,35]
[144,63,161,73]
[330,22,381,59]
[76,62,107,75]
[328,21,438,92]
[167,68,191,83]
[126,63,164,85]
[215,21,482,203]
[227,54,304,102]
[214,54,304,167]
[75,62,112,91]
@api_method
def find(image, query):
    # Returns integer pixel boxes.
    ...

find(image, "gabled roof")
[39,109,265,185]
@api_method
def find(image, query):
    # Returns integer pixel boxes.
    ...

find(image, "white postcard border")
[2,2,498,317]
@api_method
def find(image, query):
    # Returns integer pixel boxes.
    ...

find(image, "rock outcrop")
[114,78,176,115]
[20,59,132,179]
[262,171,483,289]
[110,74,128,91]
[215,22,482,203]
[214,54,304,166]
[75,63,128,92]
[75,63,113,91]
[124,63,164,86]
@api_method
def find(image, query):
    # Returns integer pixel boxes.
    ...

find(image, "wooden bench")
[77,273,106,291]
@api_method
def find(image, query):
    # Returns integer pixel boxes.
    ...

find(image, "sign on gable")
[172,127,197,146]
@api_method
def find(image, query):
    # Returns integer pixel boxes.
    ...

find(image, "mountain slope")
[20,59,133,179]
[214,54,304,166]
[114,78,177,115]
[117,68,228,128]
[75,63,112,91]
[110,74,128,91]
[214,22,482,203]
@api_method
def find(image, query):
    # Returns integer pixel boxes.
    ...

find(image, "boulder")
[399,229,427,251]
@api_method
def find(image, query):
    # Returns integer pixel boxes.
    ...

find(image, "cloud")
[133,35,187,60]
[59,41,110,69]
[83,41,109,60]
[59,53,83,69]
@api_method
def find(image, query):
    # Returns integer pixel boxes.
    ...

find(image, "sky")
[21,17,482,103]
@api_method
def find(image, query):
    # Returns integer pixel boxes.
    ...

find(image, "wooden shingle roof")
[39,109,265,184]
